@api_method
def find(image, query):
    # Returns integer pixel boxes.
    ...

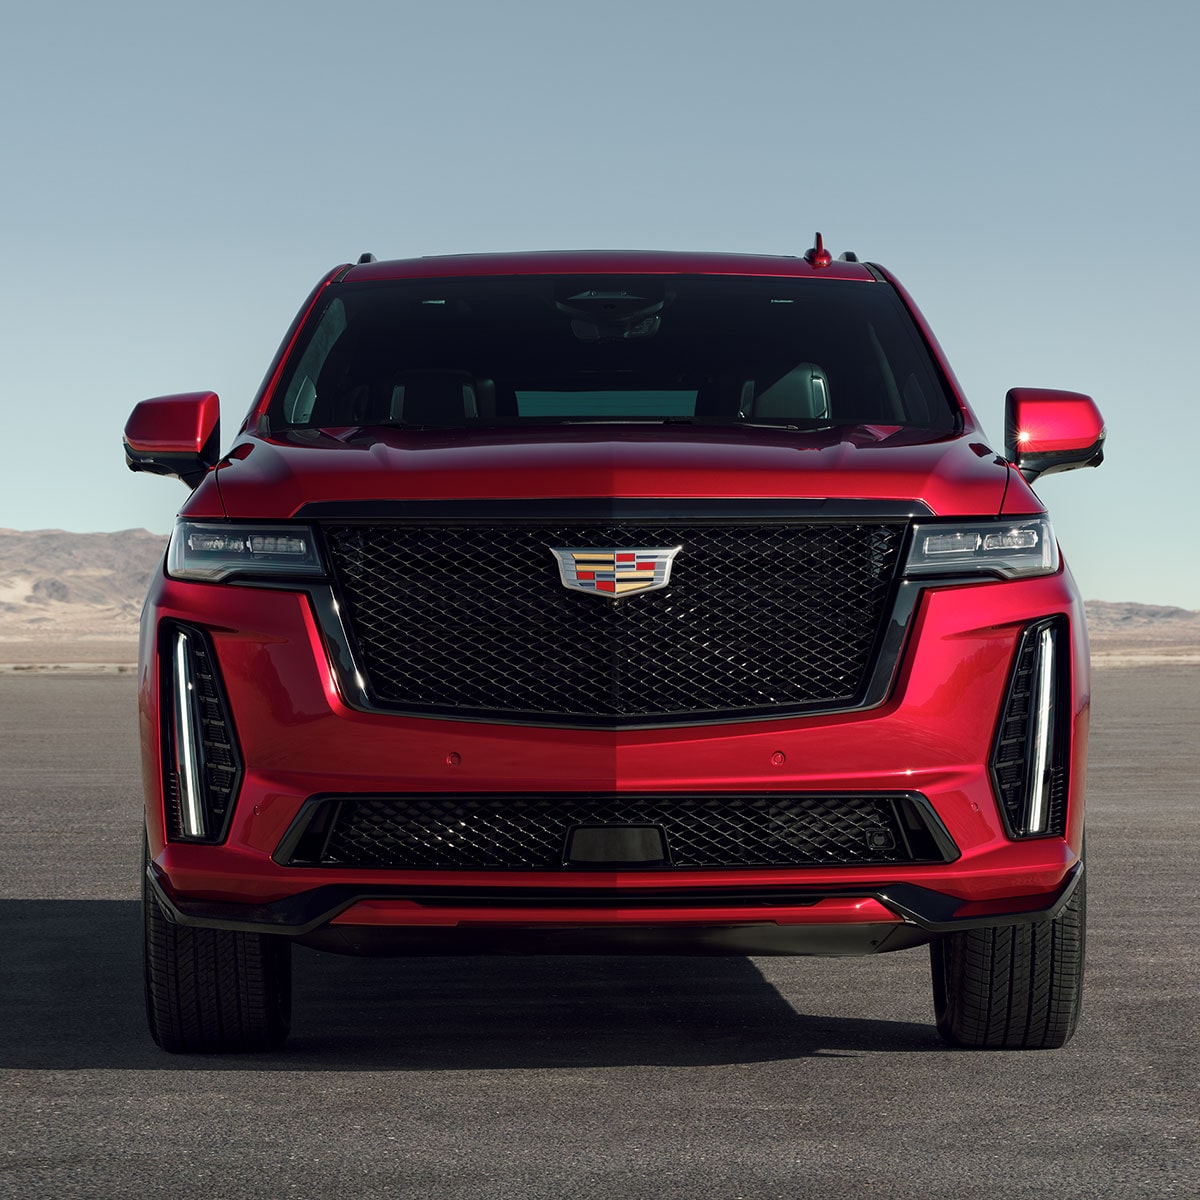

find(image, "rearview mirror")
[1004,388,1105,483]
[124,392,221,488]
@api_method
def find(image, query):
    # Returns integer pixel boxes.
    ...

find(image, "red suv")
[126,241,1104,1052]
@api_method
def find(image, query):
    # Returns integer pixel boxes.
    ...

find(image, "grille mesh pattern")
[323,522,904,722]
[286,793,949,870]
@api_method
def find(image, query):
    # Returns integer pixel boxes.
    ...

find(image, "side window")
[280,299,348,424]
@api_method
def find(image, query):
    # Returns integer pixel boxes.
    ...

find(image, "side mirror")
[1004,388,1105,484]
[124,392,221,488]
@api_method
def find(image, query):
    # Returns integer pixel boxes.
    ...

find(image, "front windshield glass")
[270,274,958,432]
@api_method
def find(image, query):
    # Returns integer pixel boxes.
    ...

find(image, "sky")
[1,0,1197,608]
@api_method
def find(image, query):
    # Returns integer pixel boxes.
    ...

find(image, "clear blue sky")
[2,0,1197,607]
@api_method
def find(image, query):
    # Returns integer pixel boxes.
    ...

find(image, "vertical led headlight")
[163,624,242,842]
[172,629,206,838]
[990,618,1067,838]
[1025,624,1058,834]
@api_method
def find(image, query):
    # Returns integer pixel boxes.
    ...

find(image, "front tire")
[930,868,1085,1049]
[143,848,292,1053]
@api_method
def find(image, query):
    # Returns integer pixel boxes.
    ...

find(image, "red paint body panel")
[124,391,219,455]
[140,567,1088,914]
[998,467,1044,515]
[344,249,876,284]
[204,425,1012,519]
[1006,388,1106,455]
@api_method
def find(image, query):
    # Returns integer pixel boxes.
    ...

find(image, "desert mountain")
[0,528,167,646]
[1084,600,1200,649]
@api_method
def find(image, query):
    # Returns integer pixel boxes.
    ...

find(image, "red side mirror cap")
[1004,388,1105,483]
[124,392,221,487]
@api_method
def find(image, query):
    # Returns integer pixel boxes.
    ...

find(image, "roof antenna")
[357,252,377,264]
[804,233,832,268]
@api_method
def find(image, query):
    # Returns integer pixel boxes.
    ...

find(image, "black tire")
[143,847,292,1053]
[930,868,1085,1049]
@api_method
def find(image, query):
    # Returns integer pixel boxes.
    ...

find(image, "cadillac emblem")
[550,546,682,598]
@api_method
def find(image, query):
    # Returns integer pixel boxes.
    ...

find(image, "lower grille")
[280,792,955,870]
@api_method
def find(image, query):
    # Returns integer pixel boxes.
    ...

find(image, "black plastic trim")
[988,615,1071,840]
[271,789,961,870]
[296,921,926,957]
[124,425,220,489]
[145,860,1083,942]
[1014,435,1106,483]
[874,862,1082,932]
[158,622,243,845]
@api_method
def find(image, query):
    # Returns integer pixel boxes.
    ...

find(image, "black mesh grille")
[323,521,904,723]
[990,619,1068,838]
[283,792,952,870]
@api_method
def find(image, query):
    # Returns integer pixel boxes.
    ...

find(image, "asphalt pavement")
[1,666,1196,1199]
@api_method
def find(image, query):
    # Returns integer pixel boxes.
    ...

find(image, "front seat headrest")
[752,363,831,421]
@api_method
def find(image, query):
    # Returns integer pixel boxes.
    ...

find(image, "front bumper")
[146,859,1084,956]
[138,565,1090,955]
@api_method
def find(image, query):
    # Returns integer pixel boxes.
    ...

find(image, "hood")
[200,424,1019,520]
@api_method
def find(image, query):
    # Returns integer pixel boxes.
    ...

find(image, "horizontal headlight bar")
[167,521,325,581]
[904,517,1059,580]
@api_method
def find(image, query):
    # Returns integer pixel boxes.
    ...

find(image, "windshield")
[269,274,958,432]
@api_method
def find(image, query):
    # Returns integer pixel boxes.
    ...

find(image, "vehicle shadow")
[0,899,943,1070]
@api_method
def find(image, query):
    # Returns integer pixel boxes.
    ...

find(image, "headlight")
[167,521,325,581]
[904,517,1059,580]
